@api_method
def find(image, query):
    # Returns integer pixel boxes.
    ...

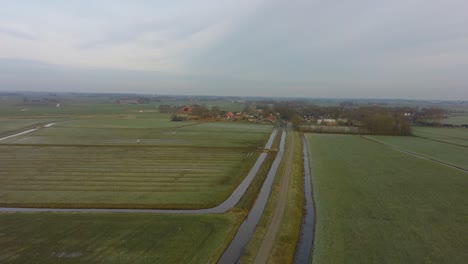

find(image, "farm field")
[412,126,468,147]
[366,135,468,170]
[306,134,467,263]
[1,117,269,147]
[0,212,236,264]
[440,113,468,126]
[0,114,273,208]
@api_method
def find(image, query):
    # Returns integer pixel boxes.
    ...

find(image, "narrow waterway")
[0,128,279,214]
[294,135,315,263]
[217,130,287,264]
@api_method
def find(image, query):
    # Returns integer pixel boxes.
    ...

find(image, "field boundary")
[361,136,468,173]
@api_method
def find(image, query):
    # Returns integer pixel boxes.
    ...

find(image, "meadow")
[440,113,468,126]
[0,95,282,263]
[0,212,237,264]
[366,135,468,170]
[0,97,273,208]
[306,134,467,263]
[412,126,468,147]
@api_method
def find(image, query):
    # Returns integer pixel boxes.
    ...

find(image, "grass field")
[367,135,468,170]
[0,212,237,263]
[440,114,468,126]
[0,115,273,208]
[412,126,468,147]
[307,134,467,263]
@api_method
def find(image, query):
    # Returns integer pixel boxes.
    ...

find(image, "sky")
[0,0,467,100]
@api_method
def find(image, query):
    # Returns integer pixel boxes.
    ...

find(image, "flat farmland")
[412,126,468,147]
[440,114,468,126]
[306,134,467,263]
[366,135,468,170]
[0,117,273,208]
[2,118,269,147]
[0,212,236,264]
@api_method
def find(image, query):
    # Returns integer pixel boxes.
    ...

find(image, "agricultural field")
[0,101,273,208]
[0,212,237,264]
[440,113,468,126]
[366,135,468,170]
[412,126,468,147]
[306,134,467,263]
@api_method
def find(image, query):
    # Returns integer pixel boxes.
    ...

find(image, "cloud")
[0,23,37,40]
[0,0,467,99]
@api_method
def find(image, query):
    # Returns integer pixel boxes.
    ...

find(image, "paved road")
[0,128,280,214]
[0,123,56,142]
[0,128,38,141]
[253,129,295,263]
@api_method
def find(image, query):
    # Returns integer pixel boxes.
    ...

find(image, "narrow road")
[0,128,38,141]
[362,136,468,173]
[0,128,280,214]
[0,123,56,142]
[253,129,295,263]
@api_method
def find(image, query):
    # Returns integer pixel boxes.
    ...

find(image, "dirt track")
[253,128,295,263]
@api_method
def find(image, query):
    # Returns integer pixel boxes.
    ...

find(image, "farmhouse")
[180,106,193,114]
[317,118,337,125]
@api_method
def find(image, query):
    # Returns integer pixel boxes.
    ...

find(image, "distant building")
[179,106,193,114]
[268,113,276,122]
[116,98,139,104]
[317,118,336,125]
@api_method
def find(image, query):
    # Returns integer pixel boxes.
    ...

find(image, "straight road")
[253,129,296,263]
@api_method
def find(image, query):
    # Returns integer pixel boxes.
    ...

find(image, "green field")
[366,135,468,170]
[412,126,468,147]
[0,212,236,264]
[307,134,467,263]
[440,114,468,126]
[0,113,272,208]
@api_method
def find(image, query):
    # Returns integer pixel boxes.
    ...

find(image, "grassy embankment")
[239,131,303,263]
[307,134,467,263]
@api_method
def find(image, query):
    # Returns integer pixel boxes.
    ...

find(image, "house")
[317,118,337,125]
[234,112,242,120]
[268,113,276,122]
[179,106,193,114]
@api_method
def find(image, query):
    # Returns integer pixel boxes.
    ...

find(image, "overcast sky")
[1,0,467,99]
